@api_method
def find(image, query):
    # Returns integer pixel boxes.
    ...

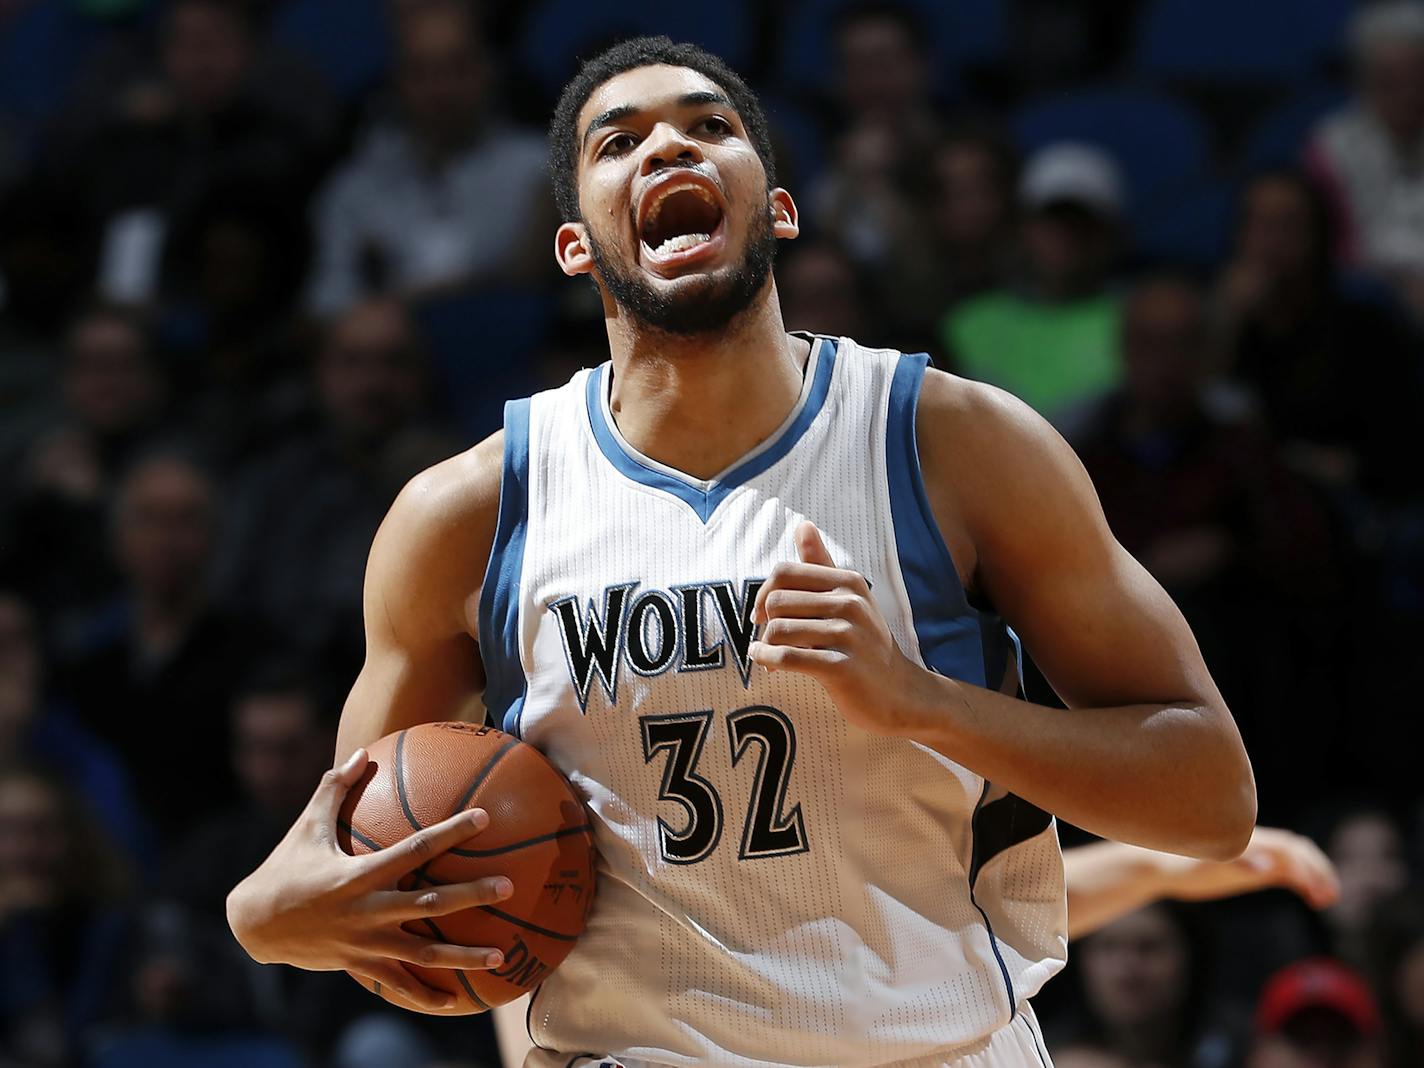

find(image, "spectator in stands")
[217,298,453,669]
[158,182,311,471]
[1052,901,1244,1068]
[0,766,132,1067]
[60,449,262,843]
[1322,806,1411,969]
[1366,890,1424,1068]
[1308,2,1424,318]
[59,0,324,306]
[831,2,940,152]
[1215,170,1423,501]
[776,239,875,344]
[1,304,168,632]
[306,0,550,317]
[867,125,1021,343]
[811,4,941,277]
[1247,959,1382,1068]
[1069,273,1340,824]
[0,590,151,867]
[941,142,1124,418]
[0,179,99,431]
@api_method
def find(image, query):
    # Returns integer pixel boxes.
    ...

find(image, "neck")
[602,287,811,481]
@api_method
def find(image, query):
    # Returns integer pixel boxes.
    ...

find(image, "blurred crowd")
[0,1,1422,1066]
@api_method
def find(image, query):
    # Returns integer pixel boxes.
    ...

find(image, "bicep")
[924,374,1220,711]
[333,448,500,759]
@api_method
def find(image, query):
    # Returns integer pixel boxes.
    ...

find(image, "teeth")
[652,232,711,256]
[644,183,718,225]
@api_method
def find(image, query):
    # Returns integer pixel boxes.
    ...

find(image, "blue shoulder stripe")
[478,398,530,735]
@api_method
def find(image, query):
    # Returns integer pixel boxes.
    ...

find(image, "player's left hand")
[749,521,936,735]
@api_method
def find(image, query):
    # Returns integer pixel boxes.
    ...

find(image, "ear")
[769,188,800,241]
[554,222,594,277]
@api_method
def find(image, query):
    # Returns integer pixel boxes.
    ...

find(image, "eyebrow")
[581,91,737,151]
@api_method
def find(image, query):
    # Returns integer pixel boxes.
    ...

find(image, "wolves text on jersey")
[548,579,765,711]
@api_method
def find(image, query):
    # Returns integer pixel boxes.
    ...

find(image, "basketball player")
[227,38,1257,1067]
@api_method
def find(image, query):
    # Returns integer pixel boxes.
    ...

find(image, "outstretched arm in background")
[1064,826,1339,940]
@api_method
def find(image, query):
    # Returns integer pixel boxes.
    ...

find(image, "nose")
[640,121,703,175]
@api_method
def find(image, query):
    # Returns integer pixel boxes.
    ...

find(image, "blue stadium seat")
[1136,177,1235,266]
[776,0,1006,101]
[412,287,553,438]
[0,2,101,132]
[92,1032,303,1068]
[517,0,753,100]
[272,0,391,98]
[1239,83,1349,173]
[1012,88,1212,220]
[1133,0,1354,81]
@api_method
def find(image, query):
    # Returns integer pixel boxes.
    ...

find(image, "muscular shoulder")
[366,431,505,645]
[915,368,1111,591]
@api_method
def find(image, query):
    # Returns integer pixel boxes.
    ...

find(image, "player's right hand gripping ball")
[338,721,597,1009]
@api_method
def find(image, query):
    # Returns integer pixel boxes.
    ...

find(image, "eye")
[695,115,733,137]
[599,132,637,158]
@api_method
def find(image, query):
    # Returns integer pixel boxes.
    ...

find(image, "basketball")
[336,721,597,1009]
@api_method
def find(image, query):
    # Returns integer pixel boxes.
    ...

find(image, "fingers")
[373,875,516,921]
[378,931,507,971]
[758,617,854,650]
[760,589,865,622]
[1282,838,1340,909]
[796,521,837,568]
[356,807,490,882]
[754,561,869,624]
[350,960,456,1012]
[748,641,846,674]
[310,748,369,826]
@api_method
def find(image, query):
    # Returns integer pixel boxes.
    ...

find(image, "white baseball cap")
[1020,142,1126,219]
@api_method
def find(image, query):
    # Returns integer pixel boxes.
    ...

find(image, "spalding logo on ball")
[337,721,597,1009]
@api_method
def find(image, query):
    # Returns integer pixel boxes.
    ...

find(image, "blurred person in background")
[941,142,1124,418]
[1069,272,1340,823]
[811,3,941,269]
[217,298,455,670]
[0,590,150,868]
[1247,959,1382,1068]
[1308,2,1424,319]
[1,304,168,634]
[0,766,132,1067]
[305,0,550,317]
[1318,805,1411,969]
[57,0,325,306]
[1215,170,1422,502]
[0,178,99,429]
[854,124,1021,346]
[1050,901,1243,1068]
[775,238,875,343]
[1365,889,1424,1068]
[60,449,262,843]
[157,181,310,470]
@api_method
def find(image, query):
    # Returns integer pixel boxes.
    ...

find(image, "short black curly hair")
[548,35,777,223]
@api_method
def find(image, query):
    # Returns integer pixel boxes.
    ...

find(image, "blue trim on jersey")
[886,352,1018,1021]
[478,398,531,736]
[584,336,839,523]
[885,353,985,686]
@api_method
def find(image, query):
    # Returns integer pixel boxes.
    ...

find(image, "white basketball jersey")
[478,334,1066,1067]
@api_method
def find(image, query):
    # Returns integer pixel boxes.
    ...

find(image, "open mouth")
[639,181,726,264]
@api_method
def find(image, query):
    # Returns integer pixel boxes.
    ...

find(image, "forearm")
[1063,841,1186,939]
[898,672,1255,860]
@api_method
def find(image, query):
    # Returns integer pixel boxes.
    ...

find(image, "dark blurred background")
[0,1,1422,1066]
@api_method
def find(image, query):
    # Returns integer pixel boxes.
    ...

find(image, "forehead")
[577,64,732,138]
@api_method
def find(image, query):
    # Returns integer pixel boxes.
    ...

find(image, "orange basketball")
[336,721,596,1009]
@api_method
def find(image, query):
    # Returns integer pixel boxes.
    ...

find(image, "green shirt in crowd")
[940,290,1122,417]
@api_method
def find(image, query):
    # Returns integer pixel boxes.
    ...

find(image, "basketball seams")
[451,735,522,814]
[448,821,594,858]
[393,729,423,832]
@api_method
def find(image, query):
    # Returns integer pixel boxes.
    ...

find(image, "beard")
[586,202,778,337]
